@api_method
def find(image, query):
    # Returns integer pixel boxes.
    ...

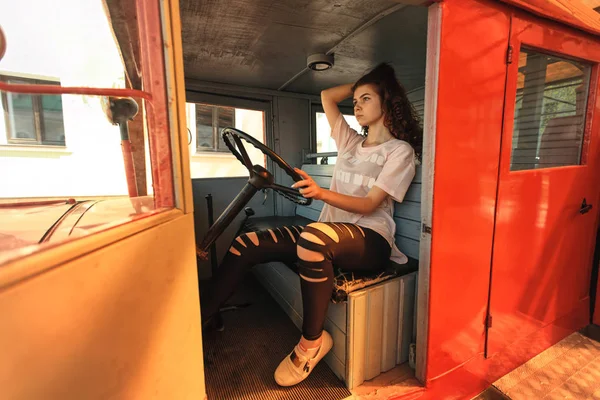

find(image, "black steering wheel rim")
[222,127,312,206]
[196,127,314,261]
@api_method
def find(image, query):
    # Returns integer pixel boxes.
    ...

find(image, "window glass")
[315,111,361,164]
[195,104,213,151]
[7,92,36,140]
[0,0,127,90]
[41,94,65,144]
[187,102,266,178]
[217,106,235,151]
[0,0,172,264]
[510,48,591,171]
[0,92,163,263]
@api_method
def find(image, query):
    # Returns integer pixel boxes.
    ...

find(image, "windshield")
[0,202,74,251]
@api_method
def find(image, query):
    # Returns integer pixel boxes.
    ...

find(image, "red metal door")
[487,13,600,356]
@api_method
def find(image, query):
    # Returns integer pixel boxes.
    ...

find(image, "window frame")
[501,15,600,174]
[311,103,357,164]
[194,104,236,153]
[509,46,592,171]
[0,75,66,147]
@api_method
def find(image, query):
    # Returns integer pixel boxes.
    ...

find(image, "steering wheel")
[197,127,312,260]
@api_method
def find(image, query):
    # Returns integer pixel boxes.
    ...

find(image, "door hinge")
[409,343,417,369]
[506,45,513,64]
[485,314,493,328]
[422,224,432,234]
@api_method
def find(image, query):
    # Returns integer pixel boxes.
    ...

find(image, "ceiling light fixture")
[307,53,334,71]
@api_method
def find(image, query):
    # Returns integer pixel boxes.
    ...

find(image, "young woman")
[201,63,423,387]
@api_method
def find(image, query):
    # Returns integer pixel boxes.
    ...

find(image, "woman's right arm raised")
[320,83,353,130]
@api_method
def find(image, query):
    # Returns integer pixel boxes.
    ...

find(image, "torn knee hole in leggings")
[300,231,325,245]
[297,222,344,263]
[297,246,325,262]
[307,222,339,243]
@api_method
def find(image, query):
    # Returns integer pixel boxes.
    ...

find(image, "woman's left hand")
[291,168,325,200]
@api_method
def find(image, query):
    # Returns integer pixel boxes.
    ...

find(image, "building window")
[195,104,235,152]
[186,99,268,178]
[1,75,66,146]
[510,49,591,171]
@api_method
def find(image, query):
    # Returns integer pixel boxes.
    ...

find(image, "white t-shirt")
[318,114,416,264]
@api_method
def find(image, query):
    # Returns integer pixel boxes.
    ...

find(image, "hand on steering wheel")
[292,168,324,200]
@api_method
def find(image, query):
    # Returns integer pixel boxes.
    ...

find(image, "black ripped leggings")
[201,222,391,340]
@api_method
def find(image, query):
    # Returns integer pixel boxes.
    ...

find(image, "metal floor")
[477,325,600,400]
[202,275,352,400]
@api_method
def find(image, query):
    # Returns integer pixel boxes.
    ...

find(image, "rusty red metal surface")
[121,140,139,198]
[0,82,152,101]
[136,0,175,209]
[498,0,600,38]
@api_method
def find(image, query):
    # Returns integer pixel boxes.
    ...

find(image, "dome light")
[307,53,334,71]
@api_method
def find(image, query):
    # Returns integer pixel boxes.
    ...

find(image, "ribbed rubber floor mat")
[493,331,600,399]
[202,275,352,400]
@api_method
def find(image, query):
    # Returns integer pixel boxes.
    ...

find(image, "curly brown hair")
[352,63,423,160]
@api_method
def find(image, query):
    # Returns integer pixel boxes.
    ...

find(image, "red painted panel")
[426,0,600,385]
[391,299,588,399]
[426,0,510,381]
[487,11,600,357]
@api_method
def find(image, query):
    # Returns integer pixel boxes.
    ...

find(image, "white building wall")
[0,0,128,198]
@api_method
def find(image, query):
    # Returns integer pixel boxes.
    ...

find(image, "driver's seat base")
[253,259,417,390]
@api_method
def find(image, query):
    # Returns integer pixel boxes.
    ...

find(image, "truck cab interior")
[177,1,431,398]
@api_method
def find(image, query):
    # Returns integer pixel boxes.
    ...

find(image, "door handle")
[580,198,593,215]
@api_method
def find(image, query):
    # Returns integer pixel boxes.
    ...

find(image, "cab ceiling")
[179,0,428,95]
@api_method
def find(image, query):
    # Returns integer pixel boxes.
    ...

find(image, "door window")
[0,0,176,264]
[510,48,591,171]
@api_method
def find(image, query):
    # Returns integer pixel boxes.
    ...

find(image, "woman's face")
[353,84,384,127]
